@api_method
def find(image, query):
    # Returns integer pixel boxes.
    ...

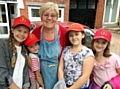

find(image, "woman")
[32,2,68,89]
[0,16,31,89]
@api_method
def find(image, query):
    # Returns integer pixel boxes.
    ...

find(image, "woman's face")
[41,9,58,29]
[93,38,109,53]
[12,25,29,46]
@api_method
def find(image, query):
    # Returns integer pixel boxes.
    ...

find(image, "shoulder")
[0,39,9,47]
[82,46,94,57]
[62,46,70,53]
[29,53,38,58]
[32,26,42,39]
[64,46,70,51]
[110,52,120,62]
[58,25,67,34]
[83,46,93,53]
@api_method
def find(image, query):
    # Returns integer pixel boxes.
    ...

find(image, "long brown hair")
[8,28,32,68]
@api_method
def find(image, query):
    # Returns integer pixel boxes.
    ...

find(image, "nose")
[97,43,102,47]
[72,35,76,39]
[21,31,25,36]
[47,15,52,19]
[33,45,38,50]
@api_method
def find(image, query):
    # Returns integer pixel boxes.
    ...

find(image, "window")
[70,0,77,9]
[0,3,9,38]
[28,6,64,22]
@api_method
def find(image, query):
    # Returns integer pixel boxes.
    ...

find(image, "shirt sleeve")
[85,47,94,58]
[114,54,120,68]
[30,58,40,72]
[0,40,13,86]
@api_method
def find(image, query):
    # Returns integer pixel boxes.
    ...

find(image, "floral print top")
[62,46,94,88]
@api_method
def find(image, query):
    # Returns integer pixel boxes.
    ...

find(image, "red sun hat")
[94,28,112,42]
[24,34,40,46]
[12,15,31,29]
[67,23,84,33]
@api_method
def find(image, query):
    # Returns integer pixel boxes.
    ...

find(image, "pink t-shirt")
[29,53,40,78]
[93,53,120,86]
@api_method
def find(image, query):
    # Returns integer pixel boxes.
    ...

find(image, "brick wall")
[94,0,105,29]
[21,0,70,21]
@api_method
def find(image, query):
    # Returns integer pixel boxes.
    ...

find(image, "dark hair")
[90,39,111,57]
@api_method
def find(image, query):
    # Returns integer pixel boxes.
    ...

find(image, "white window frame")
[28,6,64,22]
[103,0,120,24]
[0,3,10,38]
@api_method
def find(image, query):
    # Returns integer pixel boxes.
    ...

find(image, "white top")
[12,45,25,89]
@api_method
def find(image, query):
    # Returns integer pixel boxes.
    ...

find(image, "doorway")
[69,0,98,28]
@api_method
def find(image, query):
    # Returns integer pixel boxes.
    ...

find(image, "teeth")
[46,22,53,24]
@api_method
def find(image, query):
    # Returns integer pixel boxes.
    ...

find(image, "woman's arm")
[69,56,94,89]
[58,56,64,80]
[34,70,44,88]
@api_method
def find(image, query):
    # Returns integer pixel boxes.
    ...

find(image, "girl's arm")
[58,56,64,80]
[69,56,94,89]
[116,68,120,74]
[9,82,20,89]
[0,41,20,89]
[34,70,44,88]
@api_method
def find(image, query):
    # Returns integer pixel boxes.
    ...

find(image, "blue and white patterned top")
[62,46,94,88]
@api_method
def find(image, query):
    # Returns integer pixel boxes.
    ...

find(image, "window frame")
[28,6,64,22]
[0,3,10,38]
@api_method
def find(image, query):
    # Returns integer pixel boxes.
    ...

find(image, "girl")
[0,16,31,89]
[24,33,44,89]
[89,28,120,89]
[58,23,94,89]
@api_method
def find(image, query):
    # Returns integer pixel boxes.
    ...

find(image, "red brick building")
[0,0,120,38]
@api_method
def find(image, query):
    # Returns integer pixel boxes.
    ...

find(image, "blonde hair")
[8,29,32,68]
[39,2,59,18]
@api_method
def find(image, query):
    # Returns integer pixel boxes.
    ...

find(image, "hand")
[103,84,112,89]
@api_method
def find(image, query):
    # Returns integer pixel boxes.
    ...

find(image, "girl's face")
[41,9,58,29]
[27,43,39,54]
[68,31,84,46]
[93,38,109,53]
[12,25,29,46]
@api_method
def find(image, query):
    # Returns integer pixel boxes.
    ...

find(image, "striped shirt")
[29,53,40,78]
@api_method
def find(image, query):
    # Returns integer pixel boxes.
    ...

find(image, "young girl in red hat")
[24,33,44,89]
[89,28,120,89]
[0,16,31,89]
[58,23,94,89]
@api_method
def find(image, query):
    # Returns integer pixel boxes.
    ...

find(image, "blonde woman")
[32,2,68,89]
